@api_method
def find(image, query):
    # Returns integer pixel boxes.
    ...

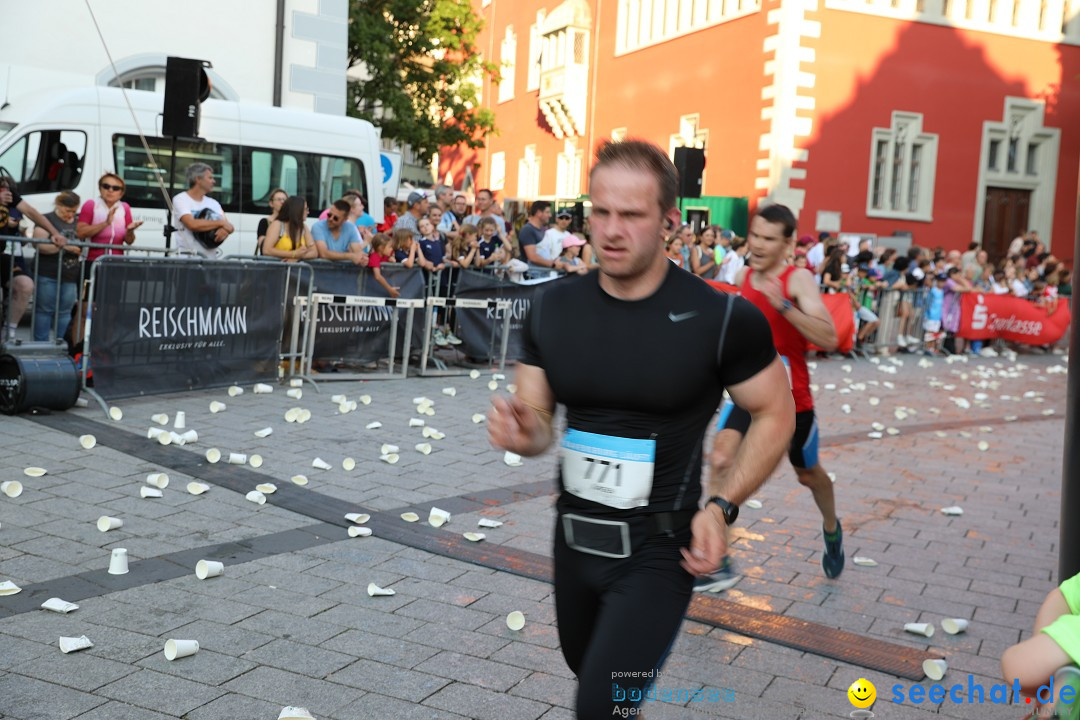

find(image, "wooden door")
[982,187,1030,265]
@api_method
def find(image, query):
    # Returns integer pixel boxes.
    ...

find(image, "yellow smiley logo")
[847,678,877,709]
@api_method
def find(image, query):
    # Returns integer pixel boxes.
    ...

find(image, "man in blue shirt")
[313,199,367,265]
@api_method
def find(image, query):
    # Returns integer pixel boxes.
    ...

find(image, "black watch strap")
[708,496,739,525]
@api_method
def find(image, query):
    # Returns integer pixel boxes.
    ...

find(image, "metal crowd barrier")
[857,287,930,356]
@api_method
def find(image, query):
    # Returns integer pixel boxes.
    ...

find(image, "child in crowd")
[475,217,505,268]
[392,228,418,267]
[922,273,945,355]
[416,217,446,273]
[367,233,399,298]
[1001,572,1080,720]
[447,223,479,269]
[557,234,589,275]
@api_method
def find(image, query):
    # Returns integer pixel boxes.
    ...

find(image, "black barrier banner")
[310,266,425,363]
[453,270,566,361]
[89,258,288,399]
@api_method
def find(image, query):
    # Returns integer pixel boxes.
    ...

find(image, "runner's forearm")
[715,403,793,504]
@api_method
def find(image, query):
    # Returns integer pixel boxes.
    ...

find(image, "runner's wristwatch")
[707,496,739,525]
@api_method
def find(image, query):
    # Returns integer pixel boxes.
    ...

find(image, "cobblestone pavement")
[0,350,1069,719]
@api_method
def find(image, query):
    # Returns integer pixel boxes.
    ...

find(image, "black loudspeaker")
[673,146,706,198]
[162,57,212,138]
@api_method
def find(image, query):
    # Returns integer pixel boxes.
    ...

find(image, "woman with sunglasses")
[261,195,317,262]
[76,173,142,263]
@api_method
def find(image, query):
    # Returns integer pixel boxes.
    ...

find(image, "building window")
[527,11,545,92]
[490,152,506,192]
[988,139,1001,170]
[1026,142,1039,175]
[866,111,938,221]
[518,145,541,198]
[556,140,584,198]
[499,26,516,104]
[617,0,760,54]
[1007,137,1019,172]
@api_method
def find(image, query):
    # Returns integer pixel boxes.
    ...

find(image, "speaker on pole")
[162,57,212,139]
[673,147,706,199]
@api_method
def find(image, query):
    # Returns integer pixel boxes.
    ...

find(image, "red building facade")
[439,0,1080,261]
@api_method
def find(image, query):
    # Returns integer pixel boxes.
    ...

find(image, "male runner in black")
[488,140,796,717]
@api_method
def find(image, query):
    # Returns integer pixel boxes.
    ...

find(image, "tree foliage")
[348,0,498,162]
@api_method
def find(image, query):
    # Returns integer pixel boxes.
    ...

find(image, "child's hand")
[389,287,401,298]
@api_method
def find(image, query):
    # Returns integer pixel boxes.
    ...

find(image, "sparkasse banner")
[958,293,1070,345]
[89,258,288,398]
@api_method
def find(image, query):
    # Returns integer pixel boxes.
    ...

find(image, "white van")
[0,86,384,257]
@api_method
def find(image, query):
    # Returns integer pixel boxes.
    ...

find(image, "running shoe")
[445,329,463,345]
[693,556,739,593]
[433,328,450,347]
[822,519,845,579]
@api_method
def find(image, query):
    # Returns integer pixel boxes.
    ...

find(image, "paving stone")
[336,692,470,720]
[326,657,450,703]
[183,691,291,720]
[233,609,347,646]
[423,681,549,720]
[135,647,258,686]
[508,671,576,708]
[18,650,137,692]
[320,628,442,669]
[241,638,355,678]
[96,668,225,716]
[395,598,495,631]
[413,650,531,692]
[223,666,364,717]
[0,673,107,719]
[72,701,177,720]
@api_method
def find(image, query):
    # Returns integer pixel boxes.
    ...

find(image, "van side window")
[243,147,366,215]
[0,130,87,194]
[113,134,238,213]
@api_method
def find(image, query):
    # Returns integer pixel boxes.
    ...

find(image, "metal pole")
[1061,269,1080,582]
[164,134,178,250]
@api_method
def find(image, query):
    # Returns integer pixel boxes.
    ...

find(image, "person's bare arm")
[32,226,61,254]
[17,200,65,245]
[487,363,556,457]
[1034,588,1072,632]
[179,214,228,233]
[690,246,716,277]
[523,243,555,268]
[1001,634,1072,696]
[778,268,839,350]
[261,221,296,260]
[315,241,355,262]
[371,267,399,298]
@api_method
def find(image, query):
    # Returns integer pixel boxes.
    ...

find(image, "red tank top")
[740,266,814,412]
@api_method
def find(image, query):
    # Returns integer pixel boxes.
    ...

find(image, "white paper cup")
[140,486,163,499]
[195,560,224,580]
[290,475,308,486]
[41,597,79,614]
[23,466,46,477]
[429,507,451,527]
[423,407,435,416]
[209,401,227,413]
[331,394,347,404]
[278,708,316,720]
[488,380,498,391]
[254,427,273,438]
[169,431,185,445]
[205,448,221,464]
[164,638,199,661]
[97,516,123,532]
[478,518,503,528]
[108,548,129,575]
[941,618,969,635]
[379,454,399,464]
[345,513,370,524]
[186,482,209,495]
[415,443,432,455]
[297,409,311,424]
[904,622,935,638]
[249,454,264,468]
[284,408,301,423]
[469,370,480,379]
[506,611,525,631]
[228,452,247,465]
[255,483,277,494]
[400,512,419,522]
[493,373,506,381]
[146,472,169,489]
[173,411,186,429]
[409,418,425,427]
[246,490,266,505]
[348,526,372,537]
[442,387,457,396]
[75,397,89,407]
[147,426,167,440]
[923,658,947,680]
[472,413,486,424]
[504,452,523,467]
[290,378,303,388]
[158,432,173,445]
[109,406,123,421]
[253,383,273,394]
[312,457,332,470]
[380,444,399,455]
[0,580,21,595]
[463,532,485,542]
[1,480,23,498]
[342,457,356,471]
[365,421,382,429]
[178,430,198,445]
[359,394,371,405]
[59,635,94,653]
[227,385,244,397]
[79,434,97,449]
[367,582,395,596]
[286,388,303,399]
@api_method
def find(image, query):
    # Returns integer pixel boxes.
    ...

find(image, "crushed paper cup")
[472,414,486,424]
[97,516,123,532]
[359,394,372,405]
[206,448,222,463]
[463,532,485,542]
[79,434,97,449]
[415,443,432,455]
[488,380,498,391]
[504,452,523,467]
[904,622,935,638]
[380,444,399,455]
[59,635,93,654]
[886,427,900,436]
[827,472,837,483]
[146,473,169,489]
[254,427,273,438]
[0,581,22,595]
[745,499,763,509]
[977,441,989,451]
[365,421,382,429]
[507,384,518,394]
[209,401,227,413]
[195,560,224,580]
[109,406,123,421]
[186,482,210,496]
[342,457,356,471]
[469,370,481,380]
[312,457,332,471]
[286,388,303,400]
[871,422,885,431]
[75,397,89,407]
[867,432,883,439]
[841,404,851,414]
[428,507,451,527]
[279,708,316,720]
[478,518,503,528]
[249,455,264,469]
[506,611,526,631]
[400,512,420,523]
[940,506,964,516]
[330,394,347,404]
[868,397,881,406]
[923,658,947,681]
[379,454,400,464]
[345,513,370,524]
[853,556,878,567]
[409,418,425,427]
[253,383,274,394]
[228,385,244,397]
[228,453,248,465]
[140,486,163,499]
[348,526,372,538]
[164,638,200,661]
[108,548,129,575]
[23,467,46,478]
[256,483,277,494]
[367,582,395,596]
[412,396,431,405]
[41,598,78,614]
[442,387,457,397]
[2,481,24,498]
[493,373,506,381]
[246,491,267,505]
[297,409,312,423]
[290,378,303,388]
[426,429,446,440]
[941,618,969,635]
[285,408,302,423]
[290,475,308,486]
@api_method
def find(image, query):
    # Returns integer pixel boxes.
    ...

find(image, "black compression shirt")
[521,263,777,516]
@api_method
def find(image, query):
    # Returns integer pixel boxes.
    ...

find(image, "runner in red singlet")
[695,204,844,592]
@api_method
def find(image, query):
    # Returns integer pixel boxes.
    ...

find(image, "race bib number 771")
[561,429,656,510]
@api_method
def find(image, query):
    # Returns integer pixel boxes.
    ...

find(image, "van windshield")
[0,129,87,194]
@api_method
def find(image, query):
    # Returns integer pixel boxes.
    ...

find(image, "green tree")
[348,0,498,162]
